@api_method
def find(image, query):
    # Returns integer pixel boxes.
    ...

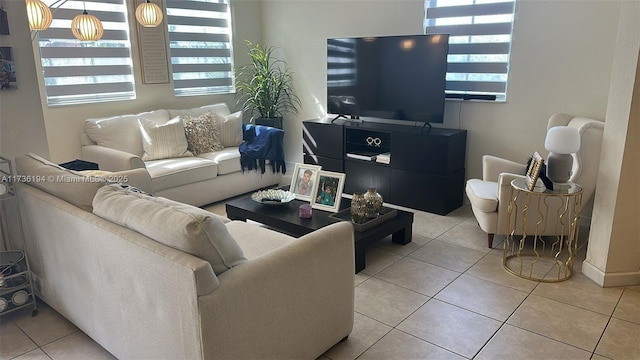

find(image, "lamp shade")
[71,10,104,41]
[544,126,580,154]
[136,0,163,27]
[25,0,53,31]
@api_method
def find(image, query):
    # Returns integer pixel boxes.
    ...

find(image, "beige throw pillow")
[217,111,244,147]
[138,117,193,161]
[182,112,224,155]
[92,184,247,275]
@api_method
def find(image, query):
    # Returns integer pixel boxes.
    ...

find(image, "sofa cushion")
[85,110,170,157]
[139,117,193,161]
[197,147,241,175]
[92,184,247,275]
[465,179,499,213]
[15,153,108,212]
[145,157,217,190]
[182,112,224,155]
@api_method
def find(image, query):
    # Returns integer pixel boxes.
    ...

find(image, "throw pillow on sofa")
[138,117,193,161]
[182,111,224,155]
[92,184,247,275]
[217,111,244,147]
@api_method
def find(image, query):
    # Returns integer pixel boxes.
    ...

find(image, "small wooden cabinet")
[302,119,467,215]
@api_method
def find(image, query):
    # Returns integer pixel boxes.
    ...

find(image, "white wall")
[4,0,262,163]
[583,0,640,287]
[0,0,50,162]
[261,0,621,181]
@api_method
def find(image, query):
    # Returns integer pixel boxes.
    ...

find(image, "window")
[36,0,135,106]
[166,0,234,96]
[424,0,516,101]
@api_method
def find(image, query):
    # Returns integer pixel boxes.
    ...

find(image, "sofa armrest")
[483,155,527,182]
[82,145,145,172]
[199,222,355,359]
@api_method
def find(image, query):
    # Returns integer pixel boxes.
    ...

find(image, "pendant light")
[71,2,104,41]
[25,0,53,31]
[135,0,163,27]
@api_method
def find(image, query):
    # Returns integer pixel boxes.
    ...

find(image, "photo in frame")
[310,170,346,213]
[290,163,321,201]
[526,152,545,191]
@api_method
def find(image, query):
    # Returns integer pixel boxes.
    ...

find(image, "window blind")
[327,38,357,88]
[424,0,516,101]
[166,0,234,96]
[37,0,135,106]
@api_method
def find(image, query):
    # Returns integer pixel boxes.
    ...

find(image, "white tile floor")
[1,203,639,360]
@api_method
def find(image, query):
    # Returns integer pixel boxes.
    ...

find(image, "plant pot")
[255,117,283,129]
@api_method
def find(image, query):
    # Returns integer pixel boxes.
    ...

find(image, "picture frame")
[310,170,346,213]
[290,163,321,201]
[526,152,545,191]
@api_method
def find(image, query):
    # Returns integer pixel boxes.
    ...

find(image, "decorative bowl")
[251,189,295,205]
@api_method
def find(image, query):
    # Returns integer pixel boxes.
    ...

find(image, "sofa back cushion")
[15,153,108,212]
[167,103,231,119]
[92,184,247,275]
[85,110,171,157]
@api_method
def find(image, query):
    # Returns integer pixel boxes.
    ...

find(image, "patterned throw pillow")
[182,111,224,155]
[138,117,193,161]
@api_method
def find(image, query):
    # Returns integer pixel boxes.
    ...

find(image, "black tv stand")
[302,119,467,215]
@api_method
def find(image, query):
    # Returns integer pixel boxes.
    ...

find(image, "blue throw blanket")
[240,124,286,174]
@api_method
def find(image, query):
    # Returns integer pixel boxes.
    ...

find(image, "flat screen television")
[327,34,449,125]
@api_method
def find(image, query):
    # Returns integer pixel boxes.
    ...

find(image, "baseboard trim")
[582,260,640,287]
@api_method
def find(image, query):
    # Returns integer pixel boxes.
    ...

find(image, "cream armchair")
[465,113,605,248]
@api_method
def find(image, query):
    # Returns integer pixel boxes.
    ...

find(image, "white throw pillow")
[92,184,247,275]
[138,117,193,161]
[217,111,244,147]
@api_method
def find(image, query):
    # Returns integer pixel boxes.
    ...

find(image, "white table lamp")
[544,126,580,183]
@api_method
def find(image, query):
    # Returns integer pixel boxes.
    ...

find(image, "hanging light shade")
[135,0,163,27]
[25,0,53,31]
[71,10,104,41]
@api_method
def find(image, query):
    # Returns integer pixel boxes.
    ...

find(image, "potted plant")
[235,41,301,129]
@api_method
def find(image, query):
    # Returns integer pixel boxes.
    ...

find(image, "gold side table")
[503,179,582,282]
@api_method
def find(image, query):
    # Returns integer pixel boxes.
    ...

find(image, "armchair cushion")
[465,179,498,212]
[93,184,247,275]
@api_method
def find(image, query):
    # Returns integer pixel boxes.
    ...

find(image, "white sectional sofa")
[15,153,355,360]
[80,103,283,207]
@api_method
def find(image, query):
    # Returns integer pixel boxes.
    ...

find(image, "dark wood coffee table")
[225,193,414,273]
